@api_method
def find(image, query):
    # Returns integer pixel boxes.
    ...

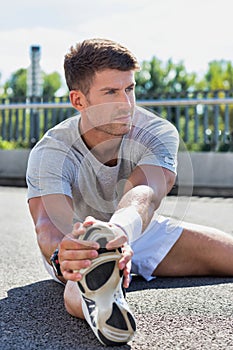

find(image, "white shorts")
[42,213,183,283]
[131,213,183,280]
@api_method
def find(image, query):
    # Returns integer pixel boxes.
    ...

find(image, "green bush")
[0,138,28,149]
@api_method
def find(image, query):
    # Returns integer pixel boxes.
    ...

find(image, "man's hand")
[106,222,133,288]
[58,216,133,288]
[119,243,133,288]
[58,221,100,282]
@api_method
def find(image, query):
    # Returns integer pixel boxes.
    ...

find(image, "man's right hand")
[58,222,100,281]
[58,217,132,287]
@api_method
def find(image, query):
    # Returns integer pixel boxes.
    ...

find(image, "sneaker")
[77,221,136,346]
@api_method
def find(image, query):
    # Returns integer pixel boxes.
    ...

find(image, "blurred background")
[0,0,232,194]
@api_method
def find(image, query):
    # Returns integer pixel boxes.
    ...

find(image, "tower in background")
[27,45,43,98]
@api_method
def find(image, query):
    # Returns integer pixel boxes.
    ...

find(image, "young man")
[27,38,233,346]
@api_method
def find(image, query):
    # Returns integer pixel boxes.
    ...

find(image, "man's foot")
[77,222,136,346]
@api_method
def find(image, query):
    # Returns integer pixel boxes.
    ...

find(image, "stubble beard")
[84,98,134,136]
[94,121,132,137]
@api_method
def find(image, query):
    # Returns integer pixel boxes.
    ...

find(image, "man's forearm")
[110,185,160,242]
[115,165,175,233]
[117,185,158,231]
[35,217,72,263]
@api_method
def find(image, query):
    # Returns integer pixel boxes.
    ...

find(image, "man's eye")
[126,87,134,93]
[106,90,116,95]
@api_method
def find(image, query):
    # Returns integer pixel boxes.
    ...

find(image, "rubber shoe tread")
[77,222,136,346]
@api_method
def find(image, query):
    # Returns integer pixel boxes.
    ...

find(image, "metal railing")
[0,91,233,151]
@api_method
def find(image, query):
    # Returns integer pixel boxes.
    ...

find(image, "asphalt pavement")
[1,186,233,350]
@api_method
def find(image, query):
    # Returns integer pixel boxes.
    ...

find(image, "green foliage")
[4,68,27,98]
[2,57,233,101]
[203,60,233,90]
[135,57,233,105]
[0,138,28,149]
[200,60,233,134]
[1,56,233,151]
[135,56,197,99]
[2,69,62,100]
[42,72,62,98]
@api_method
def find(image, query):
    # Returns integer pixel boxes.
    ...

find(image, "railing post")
[1,101,6,140]
[203,91,209,144]
[29,97,40,148]
[184,106,189,142]
[175,94,181,132]
[213,91,220,151]
[223,90,230,144]
[193,92,199,143]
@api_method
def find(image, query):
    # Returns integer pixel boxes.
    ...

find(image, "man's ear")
[69,90,87,111]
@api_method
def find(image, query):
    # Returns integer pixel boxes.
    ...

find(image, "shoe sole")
[77,222,136,346]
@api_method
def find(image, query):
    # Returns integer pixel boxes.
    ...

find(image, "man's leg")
[64,222,233,317]
[64,280,84,319]
[153,222,233,277]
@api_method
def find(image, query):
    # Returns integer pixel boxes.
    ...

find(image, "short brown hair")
[64,38,140,95]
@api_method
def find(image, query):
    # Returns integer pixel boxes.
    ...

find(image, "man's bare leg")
[64,280,84,319]
[64,223,233,318]
[154,222,233,277]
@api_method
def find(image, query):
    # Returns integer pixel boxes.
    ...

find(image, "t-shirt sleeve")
[135,118,179,174]
[26,139,75,200]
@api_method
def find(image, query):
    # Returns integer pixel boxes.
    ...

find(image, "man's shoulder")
[133,106,177,134]
[52,114,80,133]
[28,114,81,164]
[39,114,80,146]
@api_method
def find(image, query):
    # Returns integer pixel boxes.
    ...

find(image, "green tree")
[135,56,197,99]
[4,68,27,99]
[42,72,62,99]
[4,69,62,100]
[203,60,233,103]
[199,60,233,90]
[163,59,197,95]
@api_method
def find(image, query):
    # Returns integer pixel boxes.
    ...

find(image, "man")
[27,38,233,346]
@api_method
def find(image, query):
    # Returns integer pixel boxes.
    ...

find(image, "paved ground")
[1,186,233,350]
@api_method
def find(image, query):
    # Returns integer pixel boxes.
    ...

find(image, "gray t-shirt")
[26,106,179,222]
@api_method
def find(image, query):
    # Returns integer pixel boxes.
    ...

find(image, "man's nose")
[118,92,131,105]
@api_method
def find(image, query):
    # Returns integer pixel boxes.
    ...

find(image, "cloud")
[0,0,233,83]
[0,27,77,82]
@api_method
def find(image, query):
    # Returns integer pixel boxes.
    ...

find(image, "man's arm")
[28,194,101,283]
[123,164,175,228]
[28,194,74,263]
[108,164,176,245]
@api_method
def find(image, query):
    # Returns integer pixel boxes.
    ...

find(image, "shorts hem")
[131,216,183,281]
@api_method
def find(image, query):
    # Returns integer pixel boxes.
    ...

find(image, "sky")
[1,0,233,89]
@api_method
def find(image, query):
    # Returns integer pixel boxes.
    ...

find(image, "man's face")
[82,69,136,136]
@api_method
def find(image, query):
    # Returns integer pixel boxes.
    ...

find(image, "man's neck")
[79,120,122,165]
